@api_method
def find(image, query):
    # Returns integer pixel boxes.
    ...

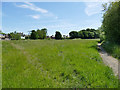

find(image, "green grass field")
[0,41,2,89]
[2,39,118,88]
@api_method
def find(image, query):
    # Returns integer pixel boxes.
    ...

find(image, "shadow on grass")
[88,44,101,52]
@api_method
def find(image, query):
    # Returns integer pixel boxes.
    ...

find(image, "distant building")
[21,36,25,40]
[18,32,26,39]
[5,34,9,38]
[0,34,5,39]
[5,38,11,40]
[0,34,11,40]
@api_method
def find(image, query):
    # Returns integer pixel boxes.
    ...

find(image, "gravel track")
[98,43,119,76]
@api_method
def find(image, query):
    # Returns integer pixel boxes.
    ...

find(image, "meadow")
[2,39,118,88]
[0,41,2,89]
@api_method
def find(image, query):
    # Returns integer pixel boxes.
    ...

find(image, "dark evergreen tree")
[55,31,62,40]
[30,30,38,39]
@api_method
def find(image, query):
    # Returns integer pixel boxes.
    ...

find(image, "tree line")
[101,1,120,44]
[29,28,100,40]
[7,28,47,40]
[1,28,100,40]
[30,30,63,40]
[69,28,100,39]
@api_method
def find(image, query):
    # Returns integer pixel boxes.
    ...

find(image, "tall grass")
[0,41,2,89]
[2,40,118,88]
[102,42,120,60]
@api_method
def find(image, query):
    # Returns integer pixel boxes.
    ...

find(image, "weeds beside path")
[98,43,119,76]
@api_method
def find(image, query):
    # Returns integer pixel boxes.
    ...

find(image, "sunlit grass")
[0,41,2,89]
[2,39,118,88]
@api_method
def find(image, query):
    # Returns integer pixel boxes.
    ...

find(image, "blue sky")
[2,2,104,35]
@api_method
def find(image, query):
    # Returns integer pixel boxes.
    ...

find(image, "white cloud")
[28,13,58,20]
[85,2,103,16]
[29,15,40,19]
[15,2,58,19]
[15,2,48,13]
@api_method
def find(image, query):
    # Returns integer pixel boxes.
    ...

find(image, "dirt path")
[98,43,119,76]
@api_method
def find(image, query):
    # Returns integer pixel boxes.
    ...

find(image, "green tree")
[0,30,5,35]
[78,28,99,39]
[37,28,47,39]
[88,32,94,39]
[98,26,106,42]
[69,31,78,39]
[37,29,43,39]
[9,31,21,40]
[55,31,62,40]
[0,30,2,34]
[83,31,89,39]
[102,1,120,43]
[41,28,47,39]
[78,30,84,39]
[94,30,100,38]
[30,30,38,39]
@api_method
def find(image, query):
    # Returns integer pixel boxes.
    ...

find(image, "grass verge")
[102,41,120,60]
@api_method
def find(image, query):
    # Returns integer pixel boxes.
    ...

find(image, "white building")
[21,36,25,40]
[0,34,5,39]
